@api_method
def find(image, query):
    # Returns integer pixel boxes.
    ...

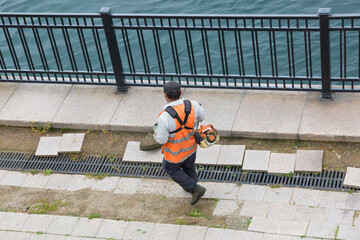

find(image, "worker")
[154,81,206,205]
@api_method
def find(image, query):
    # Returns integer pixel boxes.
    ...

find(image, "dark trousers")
[162,152,198,193]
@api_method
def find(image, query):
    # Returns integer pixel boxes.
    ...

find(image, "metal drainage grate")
[0,152,352,191]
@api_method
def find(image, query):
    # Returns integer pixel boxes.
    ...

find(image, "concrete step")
[2,83,360,142]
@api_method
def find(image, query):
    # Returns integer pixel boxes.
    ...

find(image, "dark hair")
[166,90,181,100]
[164,81,181,100]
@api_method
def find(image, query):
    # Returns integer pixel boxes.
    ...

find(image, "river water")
[1,0,360,81]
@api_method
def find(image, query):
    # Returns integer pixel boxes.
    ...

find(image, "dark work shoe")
[190,185,206,205]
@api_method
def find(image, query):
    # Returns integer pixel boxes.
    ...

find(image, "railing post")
[99,7,128,93]
[318,8,332,100]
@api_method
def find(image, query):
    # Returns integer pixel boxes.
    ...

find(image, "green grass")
[87,213,100,219]
[84,172,107,180]
[28,198,67,214]
[174,218,186,225]
[42,169,52,176]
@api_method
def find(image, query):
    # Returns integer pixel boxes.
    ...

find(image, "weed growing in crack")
[87,213,100,219]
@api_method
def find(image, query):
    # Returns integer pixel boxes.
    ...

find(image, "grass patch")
[42,169,52,176]
[28,198,68,214]
[31,122,53,135]
[174,218,186,225]
[87,213,100,219]
[186,209,211,220]
[85,172,107,180]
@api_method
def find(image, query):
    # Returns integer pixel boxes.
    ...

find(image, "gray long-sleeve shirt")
[154,99,205,145]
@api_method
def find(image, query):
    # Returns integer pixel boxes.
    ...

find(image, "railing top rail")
[0,12,359,20]
[330,13,360,19]
[0,12,101,18]
[111,13,318,19]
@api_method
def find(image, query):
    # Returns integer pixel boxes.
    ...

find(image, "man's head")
[163,81,182,102]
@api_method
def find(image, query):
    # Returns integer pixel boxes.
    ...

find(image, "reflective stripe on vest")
[162,101,196,163]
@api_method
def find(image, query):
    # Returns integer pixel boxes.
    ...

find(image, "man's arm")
[192,100,205,122]
[154,114,169,145]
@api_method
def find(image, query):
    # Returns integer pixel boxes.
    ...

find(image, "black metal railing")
[0,8,359,97]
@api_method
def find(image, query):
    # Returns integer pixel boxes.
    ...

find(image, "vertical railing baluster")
[99,7,127,93]
[318,8,332,99]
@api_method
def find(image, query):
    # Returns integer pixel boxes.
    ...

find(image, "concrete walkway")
[1,169,360,239]
[1,82,360,142]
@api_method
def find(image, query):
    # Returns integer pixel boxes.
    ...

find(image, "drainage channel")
[0,152,352,192]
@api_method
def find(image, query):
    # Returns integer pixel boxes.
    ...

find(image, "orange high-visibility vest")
[160,100,197,163]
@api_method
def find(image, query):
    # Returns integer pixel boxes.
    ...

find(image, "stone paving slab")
[337,224,360,240]
[343,167,360,188]
[267,153,296,175]
[295,150,323,173]
[58,133,85,153]
[0,212,29,231]
[0,212,5,223]
[205,228,235,240]
[318,190,349,209]
[44,173,74,190]
[0,231,6,240]
[277,220,308,236]
[52,85,123,130]
[46,215,78,235]
[213,200,239,216]
[262,234,293,240]
[123,141,162,163]
[35,136,62,156]
[0,82,18,111]
[114,177,142,194]
[239,201,270,218]
[237,184,266,201]
[345,192,360,211]
[266,203,297,220]
[306,222,337,239]
[148,223,180,240]
[96,219,128,239]
[21,214,53,232]
[247,216,280,234]
[232,91,307,139]
[177,225,208,240]
[110,87,167,132]
[138,178,167,195]
[67,175,95,191]
[232,230,264,240]
[263,187,293,204]
[0,171,28,186]
[217,145,245,166]
[163,181,192,198]
[196,145,221,165]
[183,88,245,137]
[242,150,271,172]
[298,92,360,142]
[22,173,50,189]
[91,176,120,192]
[211,182,239,200]
[290,188,322,207]
[0,170,7,182]
[200,181,215,199]
[2,232,32,240]
[0,83,71,126]
[121,221,154,240]
[324,208,354,226]
[294,206,325,222]
[71,217,103,237]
